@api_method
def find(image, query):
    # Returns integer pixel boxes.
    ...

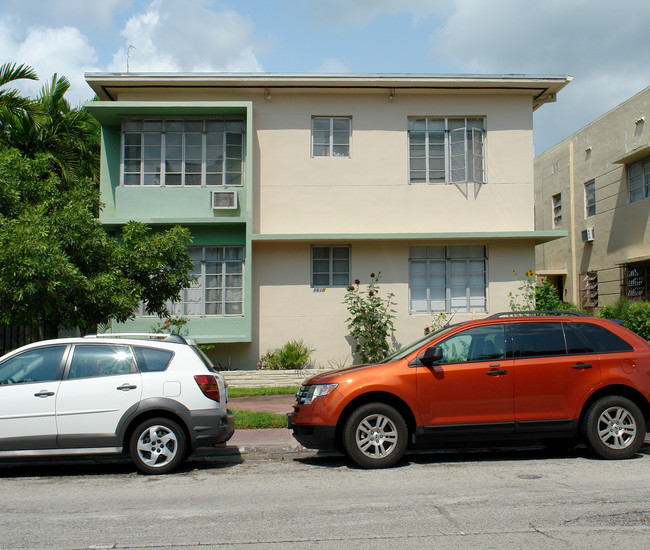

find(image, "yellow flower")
[526,269,534,278]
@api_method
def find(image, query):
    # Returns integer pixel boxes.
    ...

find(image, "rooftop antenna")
[127,45,136,72]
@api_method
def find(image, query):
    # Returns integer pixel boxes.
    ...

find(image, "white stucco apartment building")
[85,73,570,368]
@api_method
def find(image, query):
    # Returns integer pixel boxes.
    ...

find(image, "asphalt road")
[1,445,649,550]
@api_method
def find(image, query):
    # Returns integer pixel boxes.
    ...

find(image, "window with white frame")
[409,245,487,313]
[311,245,350,287]
[628,157,650,203]
[160,246,244,316]
[122,119,244,187]
[408,117,485,184]
[552,193,562,227]
[311,117,351,157]
[584,180,596,217]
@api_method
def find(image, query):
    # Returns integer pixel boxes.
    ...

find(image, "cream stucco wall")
[535,86,650,306]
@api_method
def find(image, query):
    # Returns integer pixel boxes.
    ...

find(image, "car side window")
[564,323,593,354]
[0,346,66,384]
[133,346,173,372]
[437,325,505,364]
[515,322,566,357]
[68,345,134,379]
[577,323,634,353]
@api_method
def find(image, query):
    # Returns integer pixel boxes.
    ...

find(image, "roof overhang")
[84,72,572,111]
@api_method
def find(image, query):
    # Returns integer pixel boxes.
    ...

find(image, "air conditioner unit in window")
[211,190,238,210]
[581,227,595,242]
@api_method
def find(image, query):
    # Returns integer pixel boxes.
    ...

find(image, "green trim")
[84,101,251,125]
[101,217,245,226]
[252,230,567,244]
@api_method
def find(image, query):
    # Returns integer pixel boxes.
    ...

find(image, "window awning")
[613,142,650,165]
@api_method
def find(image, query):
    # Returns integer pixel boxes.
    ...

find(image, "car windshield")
[379,325,456,364]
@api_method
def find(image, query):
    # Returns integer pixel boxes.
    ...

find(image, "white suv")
[0,333,234,474]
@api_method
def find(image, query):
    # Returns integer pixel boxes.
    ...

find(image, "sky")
[1,0,649,153]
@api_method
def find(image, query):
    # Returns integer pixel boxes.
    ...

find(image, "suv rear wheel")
[583,396,646,459]
[343,403,407,469]
[130,417,187,474]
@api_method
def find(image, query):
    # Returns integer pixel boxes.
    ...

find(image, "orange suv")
[288,313,650,468]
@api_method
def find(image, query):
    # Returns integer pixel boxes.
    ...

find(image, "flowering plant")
[152,314,189,336]
[424,311,449,335]
[343,272,396,364]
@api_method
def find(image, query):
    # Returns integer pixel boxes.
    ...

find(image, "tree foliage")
[0,62,40,121]
[0,148,193,334]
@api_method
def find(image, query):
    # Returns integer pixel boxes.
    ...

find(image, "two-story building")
[84,73,570,369]
[535,86,650,309]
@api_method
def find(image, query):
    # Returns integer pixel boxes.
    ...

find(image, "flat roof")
[85,72,572,110]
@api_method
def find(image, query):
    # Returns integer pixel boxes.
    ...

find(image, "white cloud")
[0,17,99,106]
[108,0,265,72]
[310,0,442,26]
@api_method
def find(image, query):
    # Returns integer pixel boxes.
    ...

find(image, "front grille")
[295,385,310,405]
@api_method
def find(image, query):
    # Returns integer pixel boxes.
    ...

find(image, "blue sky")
[1,0,649,153]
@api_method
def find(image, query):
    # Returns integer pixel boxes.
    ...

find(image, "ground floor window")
[621,261,650,301]
[311,245,350,287]
[409,245,487,313]
[141,246,244,316]
[580,271,598,309]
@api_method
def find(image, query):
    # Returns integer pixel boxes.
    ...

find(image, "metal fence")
[0,324,58,356]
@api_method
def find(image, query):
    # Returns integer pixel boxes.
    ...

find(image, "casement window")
[584,180,596,217]
[145,246,244,316]
[621,261,650,301]
[408,117,485,184]
[628,157,650,203]
[311,245,350,287]
[311,117,351,157]
[409,245,487,313]
[552,193,562,227]
[122,119,244,187]
[580,271,598,308]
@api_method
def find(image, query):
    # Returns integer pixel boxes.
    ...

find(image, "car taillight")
[194,375,221,402]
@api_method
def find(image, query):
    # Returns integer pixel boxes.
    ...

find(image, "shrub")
[257,339,314,370]
[599,297,632,321]
[509,270,579,312]
[343,272,396,364]
[624,302,650,341]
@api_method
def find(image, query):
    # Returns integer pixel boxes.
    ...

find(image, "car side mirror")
[419,346,443,367]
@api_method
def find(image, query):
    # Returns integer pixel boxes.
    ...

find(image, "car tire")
[582,396,646,460]
[129,417,187,474]
[343,402,408,469]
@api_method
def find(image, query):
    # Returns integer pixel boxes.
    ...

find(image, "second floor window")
[122,119,244,187]
[584,180,596,217]
[629,157,650,203]
[408,117,485,184]
[552,193,562,227]
[312,117,351,157]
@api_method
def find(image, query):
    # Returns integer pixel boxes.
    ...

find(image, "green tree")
[0,73,99,183]
[0,149,194,335]
[0,62,39,119]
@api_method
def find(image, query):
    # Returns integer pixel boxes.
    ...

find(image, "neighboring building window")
[312,117,351,157]
[552,193,562,227]
[150,246,244,316]
[580,271,598,309]
[311,245,350,287]
[628,157,650,203]
[409,245,487,313]
[122,119,244,187]
[621,261,650,301]
[408,117,485,184]
[584,180,596,217]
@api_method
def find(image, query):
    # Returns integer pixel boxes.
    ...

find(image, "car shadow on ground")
[0,448,244,478]
[295,443,650,470]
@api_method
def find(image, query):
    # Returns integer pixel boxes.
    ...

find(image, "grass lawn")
[228,386,299,398]
[232,409,287,429]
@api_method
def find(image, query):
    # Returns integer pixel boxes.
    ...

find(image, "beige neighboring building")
[535,86,650,310]
[85,73,570,368]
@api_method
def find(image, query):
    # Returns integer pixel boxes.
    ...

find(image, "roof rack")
[486,311,589,319]
[84,333,188,344]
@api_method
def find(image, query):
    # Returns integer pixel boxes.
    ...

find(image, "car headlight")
[296,383,338,405]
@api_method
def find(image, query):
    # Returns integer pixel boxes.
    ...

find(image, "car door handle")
[486,369,508,376]
[572,363,593,370]
[34,390,55,398]
[117,384,138,391]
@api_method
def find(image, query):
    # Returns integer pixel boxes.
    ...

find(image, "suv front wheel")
[583,396,646,459]
[130,417,187,474]
[343,403,408,469]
